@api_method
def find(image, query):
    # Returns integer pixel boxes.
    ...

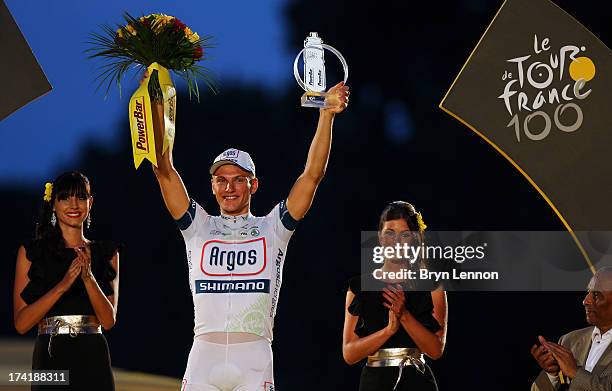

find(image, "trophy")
[293,32,348,108]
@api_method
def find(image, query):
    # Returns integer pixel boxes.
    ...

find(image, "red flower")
[193,46,203,60]
[172,18,186,33]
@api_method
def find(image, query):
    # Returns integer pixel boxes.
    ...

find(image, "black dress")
[347,275,441,391]
[21,239,120,391]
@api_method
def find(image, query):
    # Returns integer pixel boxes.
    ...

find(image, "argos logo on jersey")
[201,237,267,276]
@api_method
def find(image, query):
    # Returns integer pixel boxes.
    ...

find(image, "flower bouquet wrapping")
[87,13,214,168]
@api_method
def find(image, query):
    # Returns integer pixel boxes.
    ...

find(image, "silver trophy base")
[301,91,329,108]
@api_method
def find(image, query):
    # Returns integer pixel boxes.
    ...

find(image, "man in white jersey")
[151,82,349,391]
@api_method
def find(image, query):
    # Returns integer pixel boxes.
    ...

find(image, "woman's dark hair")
[37,171,91,251]
[378,201,424,233]
[379,201,430,289]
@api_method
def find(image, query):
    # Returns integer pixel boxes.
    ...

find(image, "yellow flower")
[149,13,167,20]
[182,26,200,43]
[116,28,124,38]
[43,182,53,202]
[416,212,427,232]
[151,14,173,33]
[151,21,163,33]
[125,24,137,36]
[186,29,200,43]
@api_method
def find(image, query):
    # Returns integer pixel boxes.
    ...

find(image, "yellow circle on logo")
[569,56,596,82]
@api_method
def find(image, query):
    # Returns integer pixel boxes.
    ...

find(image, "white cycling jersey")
[178,198,297,342]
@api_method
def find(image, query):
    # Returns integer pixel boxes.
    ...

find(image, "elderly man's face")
[583,272,612,330]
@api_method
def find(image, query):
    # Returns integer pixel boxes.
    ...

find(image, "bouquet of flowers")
[87,13,215,168]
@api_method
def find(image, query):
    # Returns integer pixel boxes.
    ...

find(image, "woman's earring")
[87,214,92,229]
[51,212,56,227]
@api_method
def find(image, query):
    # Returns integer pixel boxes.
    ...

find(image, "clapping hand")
[58,259,82,293]
[385,309,400,336]
[76,246,95,282]
[382,284,406,318]
[539,336,578,379]
[530,338,560,375]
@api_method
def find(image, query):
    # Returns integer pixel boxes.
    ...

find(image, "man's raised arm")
[152,143,190,220]
[285,82,349,220]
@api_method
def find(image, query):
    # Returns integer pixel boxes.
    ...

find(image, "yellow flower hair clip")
[416,212,427,232]
[43,182,53,202]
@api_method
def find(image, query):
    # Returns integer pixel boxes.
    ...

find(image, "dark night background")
[1,0,608,389]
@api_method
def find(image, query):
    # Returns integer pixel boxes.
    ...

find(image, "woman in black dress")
[343,201,448,391]
[13,171,120,391]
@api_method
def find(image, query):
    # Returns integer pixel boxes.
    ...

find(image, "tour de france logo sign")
[498,34,595,143]
[440,0,612,234]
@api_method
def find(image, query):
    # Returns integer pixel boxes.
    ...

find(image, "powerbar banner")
[440,0,612,270]
[129,62,176,169]
[0,0,52,121]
